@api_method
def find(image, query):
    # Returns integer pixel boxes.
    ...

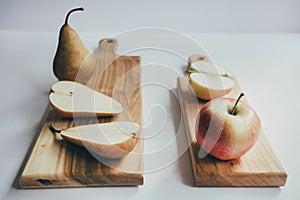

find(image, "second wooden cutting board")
[177,55,287,187]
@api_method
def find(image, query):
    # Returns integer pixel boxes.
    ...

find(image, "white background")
[1,0,300,33]
[1,0,300,200]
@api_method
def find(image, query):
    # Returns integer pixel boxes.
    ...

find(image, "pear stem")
[65,7,84,25]
[48,124,62,134]
[230,93,245,115]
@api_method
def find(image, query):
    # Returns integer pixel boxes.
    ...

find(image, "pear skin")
[48,121,140,159]
[53,7,95,84]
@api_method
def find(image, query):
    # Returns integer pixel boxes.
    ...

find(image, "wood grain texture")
[177,56,287,187]
[19,38,143,188]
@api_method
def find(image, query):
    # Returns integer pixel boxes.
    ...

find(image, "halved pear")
[49,121,140,159]
[49,81,123,117]
[189,73,235,100]
[190,61,227,76]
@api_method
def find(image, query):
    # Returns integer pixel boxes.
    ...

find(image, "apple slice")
[49,81,123,117]
[49,121,140,159]
[190,61,227,76]
[189,73,235,100]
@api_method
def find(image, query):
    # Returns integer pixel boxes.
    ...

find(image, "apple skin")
[196,98,261,160]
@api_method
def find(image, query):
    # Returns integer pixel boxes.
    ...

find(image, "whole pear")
[53,7,95,84]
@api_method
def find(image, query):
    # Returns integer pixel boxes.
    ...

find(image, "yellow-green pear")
[53,7,95,84]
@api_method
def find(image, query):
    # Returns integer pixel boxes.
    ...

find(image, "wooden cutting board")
[177,55,287,187]
[19,38,143,188]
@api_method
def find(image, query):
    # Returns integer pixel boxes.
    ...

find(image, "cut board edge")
[19,169,144,189]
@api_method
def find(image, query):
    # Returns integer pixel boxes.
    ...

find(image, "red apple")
[196,93,261,160]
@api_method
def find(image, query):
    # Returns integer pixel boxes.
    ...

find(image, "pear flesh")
[53,7,95,84]
[49,81,123,117]
[50,121,140,159]
[189,73,235,100]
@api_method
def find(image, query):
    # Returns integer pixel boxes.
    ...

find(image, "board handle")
[98,38,118,58]
[187,55,210,71]
[86,38,118,89]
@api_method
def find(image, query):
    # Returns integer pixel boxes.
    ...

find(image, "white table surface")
[0,30,299,200]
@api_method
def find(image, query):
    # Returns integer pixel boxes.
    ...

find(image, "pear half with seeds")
[49,81,123,117]
[49,121,140,159]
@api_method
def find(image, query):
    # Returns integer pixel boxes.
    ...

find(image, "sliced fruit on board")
[189,72,235,100]
[190,61,227,76]
[49,81,123,117]
[49,121,140,159]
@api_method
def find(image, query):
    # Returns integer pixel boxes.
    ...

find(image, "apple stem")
[231,93,245,115]
[65,7,84,25]
[48,124,62,134]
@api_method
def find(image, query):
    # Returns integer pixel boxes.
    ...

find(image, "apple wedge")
[49,81,123,117]
[49,121,140,159]
[190,61,227,76]
[189,73,235,100]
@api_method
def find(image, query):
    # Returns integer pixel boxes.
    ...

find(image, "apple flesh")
[196,95,261,160]
[191,61,227,76]
[189,73,235,100]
